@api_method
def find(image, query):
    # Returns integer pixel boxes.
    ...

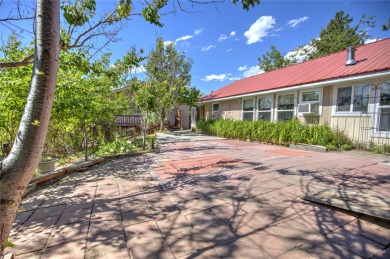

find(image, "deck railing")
[115,115,142,127]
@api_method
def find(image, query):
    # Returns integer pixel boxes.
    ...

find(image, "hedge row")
[196,119,353,151]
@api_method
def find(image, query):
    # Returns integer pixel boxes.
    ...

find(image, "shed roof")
[200,38,390,102]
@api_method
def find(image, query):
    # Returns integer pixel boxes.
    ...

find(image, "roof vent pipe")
[346,46,357,66]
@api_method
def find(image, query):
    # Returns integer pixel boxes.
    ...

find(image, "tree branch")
[0,54,34,68]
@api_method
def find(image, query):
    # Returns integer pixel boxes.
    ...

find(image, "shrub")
[197,119,353,151]
[369,144,390,154]
[94,137,134,157]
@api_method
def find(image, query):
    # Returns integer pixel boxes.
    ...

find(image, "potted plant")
[37,155,58,173]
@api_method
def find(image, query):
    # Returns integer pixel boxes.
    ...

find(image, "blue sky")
[114,0,389,95]
[1,1,389,95]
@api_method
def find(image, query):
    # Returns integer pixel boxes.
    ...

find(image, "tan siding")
[330,116,373,142]
[321,85,332,124]
[220,99,242,120]
[204,103,212,120]
[205,99,242,121]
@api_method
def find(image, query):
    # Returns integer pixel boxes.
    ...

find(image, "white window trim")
[373,82,390,137]
[332,84,371,117]
[242,98,255,121]
[256,94,274,122]
[212,102,220,113]
[298,88,323,116]
[275,92,297,121]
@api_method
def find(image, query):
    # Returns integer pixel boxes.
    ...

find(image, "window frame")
[374,82,390,135]
[242,98,255,121]
[212,103,220,113]
[276,92,297,121]
[298,88,322,116]
[256,95,273,122]
[332,84,371,116]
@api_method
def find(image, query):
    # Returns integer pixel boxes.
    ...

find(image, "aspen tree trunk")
[0,0,60,255]
[160,108,165,131]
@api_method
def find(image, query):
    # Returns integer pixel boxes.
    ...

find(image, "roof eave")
[198,70,390,103]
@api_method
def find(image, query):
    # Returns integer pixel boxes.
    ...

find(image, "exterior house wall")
[220,99,242,120]
[204,99,242,120]
[330,116,373,143]
[201,75,390,146]
[168,105,190,130]
[320,85,332,124]
[328,75,390,144]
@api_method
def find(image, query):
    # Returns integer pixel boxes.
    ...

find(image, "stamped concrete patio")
[5,133,390,258]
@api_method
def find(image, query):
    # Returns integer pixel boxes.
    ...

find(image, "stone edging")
[290,143,327,153]
[24,151,153,197]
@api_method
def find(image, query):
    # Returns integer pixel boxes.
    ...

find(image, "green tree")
[0,36,33,146]
[0,0,262,254]
[0,1,61,254]
[382,18,390,31]
[51,50,132,160]
[146,37,194,130]
[306,11,375,60]
[258,45,298,72]
[0,1,154,253]
[131,80,158,150]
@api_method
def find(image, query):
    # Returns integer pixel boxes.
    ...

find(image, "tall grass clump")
[197,119,353,151]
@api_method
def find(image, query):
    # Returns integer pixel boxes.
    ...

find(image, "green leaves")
[307,11,375,59]
[258,45,297,72]
[197,119,353,150]
[232,0,261,11]
[142,6,163,27]
[117,0,132,18]
[61,0,96,26]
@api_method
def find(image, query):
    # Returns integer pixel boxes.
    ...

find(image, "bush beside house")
[197,119,353,151]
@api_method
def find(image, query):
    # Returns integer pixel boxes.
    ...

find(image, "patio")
[5,134,390,258]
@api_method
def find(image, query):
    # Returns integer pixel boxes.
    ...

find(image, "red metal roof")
[200,38,390,101]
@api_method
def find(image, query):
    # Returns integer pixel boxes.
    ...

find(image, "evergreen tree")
[258,45,298,72]
[307,11,375,59]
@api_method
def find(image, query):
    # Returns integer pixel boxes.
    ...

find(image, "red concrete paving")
[5,138,390,259]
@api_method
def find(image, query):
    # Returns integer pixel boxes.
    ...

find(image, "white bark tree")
[0,0,262,255]
[0,0,60,254]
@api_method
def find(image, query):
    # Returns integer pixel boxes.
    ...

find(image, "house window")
[242,99,254,121]
[302,90,320,102]
[378,83,390,131]
[212,103,219,112]
[336,85,369,112]
[257,95,272,121]
[299,89,320,114]
[277,94,295,121]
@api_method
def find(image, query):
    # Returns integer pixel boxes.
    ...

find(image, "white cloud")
[163,41,175,46]
[238,65,247,71]
[218,31,237,42]
[130,65,145,74]
[165,29,204,47]
[201,74,230,82]
[201,44,216,52]
[244,16,276,45]
[218,34,228,41]
[229,76,241,81]
[194,28,204,35]
[180,41,190,48]
[176,35,193,42]
[242,66,263,78]
[227,48,233,52]
[274,27,283,32]
[364,38,380,44]
[287,16,309,28]
[285,41,316,63]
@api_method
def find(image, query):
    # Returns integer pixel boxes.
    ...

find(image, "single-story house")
[199,38,390,146]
